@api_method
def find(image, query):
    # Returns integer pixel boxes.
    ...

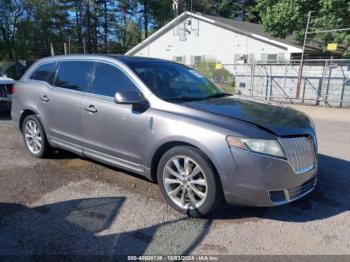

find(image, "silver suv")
[12,55,318,217]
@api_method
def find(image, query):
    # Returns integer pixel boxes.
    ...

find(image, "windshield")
[125,61,229,101]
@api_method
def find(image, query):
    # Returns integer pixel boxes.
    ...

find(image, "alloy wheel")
[163,156,208,209]
[24,120,42,155]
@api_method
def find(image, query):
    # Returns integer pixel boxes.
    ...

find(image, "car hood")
[180,96,314,136]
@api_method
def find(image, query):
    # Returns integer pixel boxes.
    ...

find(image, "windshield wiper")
[163,93,232,102]
[163,96,207,101]
[204,92,233,99]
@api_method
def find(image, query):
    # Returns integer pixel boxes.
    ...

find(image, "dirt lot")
[0,105,349,256]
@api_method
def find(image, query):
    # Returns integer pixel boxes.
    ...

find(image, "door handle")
[40,95,49,102]
[84,105,97,113]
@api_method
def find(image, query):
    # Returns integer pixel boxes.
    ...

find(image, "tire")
[22,114,52,158]
[157,146,223,217]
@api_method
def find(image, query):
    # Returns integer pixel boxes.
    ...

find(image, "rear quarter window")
[30,62,57,84]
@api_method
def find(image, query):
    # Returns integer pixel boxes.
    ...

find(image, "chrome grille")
[279,136,315,174]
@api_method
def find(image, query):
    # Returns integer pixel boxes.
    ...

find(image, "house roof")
[126,11,304,55]
[200,13,303,49]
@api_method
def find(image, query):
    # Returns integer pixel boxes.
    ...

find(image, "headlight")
[226,136,285,158]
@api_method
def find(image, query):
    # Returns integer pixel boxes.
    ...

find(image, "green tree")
[313,0,350,55]
[257,0,350,55]
[0,0,25,54]
[115,0,141,53]
[11,0,72,59]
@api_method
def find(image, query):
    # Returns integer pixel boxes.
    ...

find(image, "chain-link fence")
[2,57,350,108]
[216,59,350,108]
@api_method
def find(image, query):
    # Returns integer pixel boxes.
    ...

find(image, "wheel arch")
[149,139,222,185]
[19,109,38,132]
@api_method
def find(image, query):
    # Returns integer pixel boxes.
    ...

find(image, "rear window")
[30,62,57,84]
[53,61,93,91]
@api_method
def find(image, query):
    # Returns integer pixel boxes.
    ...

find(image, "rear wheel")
[157,146,223,217]
[22,114,52,158]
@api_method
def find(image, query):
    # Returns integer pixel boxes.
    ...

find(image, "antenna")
[172,0,199,40]
[172,0,178,18]
[173,0,179,36]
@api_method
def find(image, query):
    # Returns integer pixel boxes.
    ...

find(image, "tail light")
[9,85,16,94]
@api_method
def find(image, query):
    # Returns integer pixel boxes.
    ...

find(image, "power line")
[0,44,87,54]
[308,28,350,34]
[0,50,48,55]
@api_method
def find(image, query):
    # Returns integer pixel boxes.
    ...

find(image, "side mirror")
[114,90,144,104]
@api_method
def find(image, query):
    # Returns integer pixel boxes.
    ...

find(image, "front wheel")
[157,146,223,217]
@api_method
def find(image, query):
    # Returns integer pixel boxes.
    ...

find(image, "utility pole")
[12,49,19,79]
[296,11,313,99]
[68,36,71,54]
[83,38,86,54]
[50,43,55,56]
[64,42,67,55]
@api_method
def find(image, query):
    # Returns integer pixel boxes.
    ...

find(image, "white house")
[126,11,303,66]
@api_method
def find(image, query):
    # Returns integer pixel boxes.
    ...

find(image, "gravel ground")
[0,105,349,256]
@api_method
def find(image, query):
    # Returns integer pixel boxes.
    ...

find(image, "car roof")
[35,54,170,64]
[107,54,170,63]
[23,54,178,81]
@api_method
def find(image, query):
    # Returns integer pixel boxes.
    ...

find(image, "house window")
[191,56,205,66]
[267,54,278,61]
[261,53,284,62]
[174,56,186,64]
[239,82,246,88]
[194,56,201,65]
[175,56,183,63]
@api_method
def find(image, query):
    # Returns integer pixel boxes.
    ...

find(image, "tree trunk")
[92,1,98,53]
[75,0,82,46]
[86,0,92,53]
[103,0,108,52]
[143,0,148,38]
[123,9,126,52]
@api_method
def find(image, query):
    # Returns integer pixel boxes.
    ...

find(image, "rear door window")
[30,62,57,84]
[91,62,138,97]
[53,61,93,92]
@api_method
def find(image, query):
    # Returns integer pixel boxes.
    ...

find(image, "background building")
[126,11,304,65]
[126,11,350,108]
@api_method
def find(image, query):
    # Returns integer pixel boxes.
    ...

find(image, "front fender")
[146,133,237,180]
